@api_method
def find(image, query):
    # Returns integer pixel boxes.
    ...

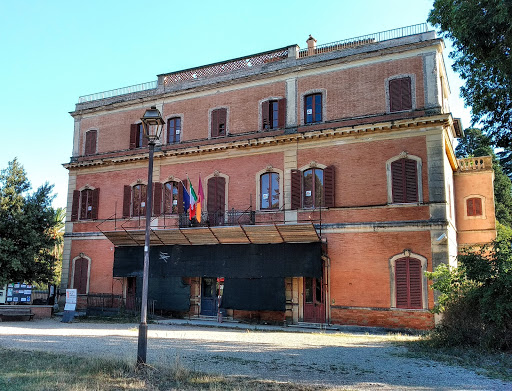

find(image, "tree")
[427,223,512,350]
[0,159,60,286]
[455,128,512,227]
[428,0,512,148]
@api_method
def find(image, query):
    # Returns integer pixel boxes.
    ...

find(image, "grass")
[395,336,512,382]
[0,349,331,391]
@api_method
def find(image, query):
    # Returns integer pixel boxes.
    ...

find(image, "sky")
[0,0,471,209]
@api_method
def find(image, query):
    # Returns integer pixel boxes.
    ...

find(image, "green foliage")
[428,0,512,148]
[427,224,512,350]
[0,159,60,286]
[455,128,493,158]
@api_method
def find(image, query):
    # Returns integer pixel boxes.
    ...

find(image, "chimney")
[307,35,317,56]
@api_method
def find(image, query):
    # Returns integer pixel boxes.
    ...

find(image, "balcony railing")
[298,23,429,58]
[78,81,157,103]
[458,156,493,171]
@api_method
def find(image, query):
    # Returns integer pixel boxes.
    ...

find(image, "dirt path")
[0,318,510,390]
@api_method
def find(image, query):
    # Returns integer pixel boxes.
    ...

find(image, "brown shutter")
[85,130,97,155]
[140,185,147,216]
[178,181,184,213]
[389,79,401,112]
[467,198,474,216]
[153,182,162,216]
[92,188,100,220]
[142,128,148,147]
[323,165,335,208]
[129,124,137,149]
[475,198,482,215]
[262,101,270,130]
[291,169,302,210]
[217,177,226,213]
[404,159,418,202]
[395,258,408,308]
[391,160,404,203]
[408,258,422,309]
[207,177,216,212]
[401,77,412,110]
[123,185,131,218]
[71,190,80,221]
[278,98,286,129]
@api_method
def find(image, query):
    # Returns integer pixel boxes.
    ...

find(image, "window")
[467,197,483,216]
[84,130,97,155]
[73,257,89,295]
[395,257,422,309]
[167,117,181,144]
[389,77,412,112]
[290,166,335,209]
[163,181,180,214]
[304,93,322,124]
[129,124,148,149]
[260,172,279,210]
[303,168,324,208]
[122,184,147,218]
[207,176,226,225]
[71,188,100,221]
[262,99,286,130]
[211,108,227,138]
[391,158,418,203]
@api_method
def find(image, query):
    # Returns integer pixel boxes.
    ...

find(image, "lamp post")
[137,106,164,366]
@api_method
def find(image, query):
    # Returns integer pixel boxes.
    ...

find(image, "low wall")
[331,307,435,330]
[28,305,53,319]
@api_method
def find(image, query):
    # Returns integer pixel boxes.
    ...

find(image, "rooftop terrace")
[78,23,430,104]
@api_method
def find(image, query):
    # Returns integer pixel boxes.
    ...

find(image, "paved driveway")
[0,318,510,390]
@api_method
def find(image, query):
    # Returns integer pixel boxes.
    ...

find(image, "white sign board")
[65,289,77,311]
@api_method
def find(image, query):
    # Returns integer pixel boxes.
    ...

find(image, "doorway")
[303,277,325,323]
[200,277,223,316]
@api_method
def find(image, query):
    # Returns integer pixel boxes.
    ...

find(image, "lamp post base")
[137,322,148,366]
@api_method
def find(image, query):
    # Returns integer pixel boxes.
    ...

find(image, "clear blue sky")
[0,0,470,209]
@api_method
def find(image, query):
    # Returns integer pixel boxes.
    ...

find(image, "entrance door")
[200,277,218,316]
[303,277,325,323]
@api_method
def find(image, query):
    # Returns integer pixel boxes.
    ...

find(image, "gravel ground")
[0,318,510,390]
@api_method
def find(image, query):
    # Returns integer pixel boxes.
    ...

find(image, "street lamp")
[137,106,164,366]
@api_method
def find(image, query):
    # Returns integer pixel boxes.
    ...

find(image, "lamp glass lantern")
[140,106,164,143]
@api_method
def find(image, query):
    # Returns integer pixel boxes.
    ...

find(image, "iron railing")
[298,23,429,58]
[78,81,157,103]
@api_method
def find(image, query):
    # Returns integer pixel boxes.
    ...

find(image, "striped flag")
[188,177,198,220]
[197,174,204,223]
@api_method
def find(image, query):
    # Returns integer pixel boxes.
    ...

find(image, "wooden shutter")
[401,77,412,110]
[278,98,286,128]
[129,124,137,149]
[395,257,422,309]
[85,130,97,155]
[291,169,302,210]
[92,188,100,220]
[389,79,401,112]
[122,185,131,218]
[392,158,417,203]
[404,159,418,202]
[218,108,227,136]
[262,101,270,130]
[178,181,184,213]
[153,182,162,216]
[217,177,226,213]
[475,198,482,215]
[211,110,219,137]
[73,257,88,295]
[71,190,80,221]
[323,166,335,208]
[80,190,89,220]
[467,197,482,216]
[408,258,423,309]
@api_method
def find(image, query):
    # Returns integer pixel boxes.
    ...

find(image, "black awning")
[114,242,322,278]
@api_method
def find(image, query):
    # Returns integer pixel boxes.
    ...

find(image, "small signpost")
[62,289,77,323]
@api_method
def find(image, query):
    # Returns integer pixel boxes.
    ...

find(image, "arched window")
[163,181,180,214]
[387,154,422,204]
[260,172,280,210]
[389,251,427,310]
[71,188,100,221]
[84,130,97,155]
[291,165,334,210]
[132,184,147,217]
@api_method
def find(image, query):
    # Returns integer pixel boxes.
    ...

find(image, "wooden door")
[207,177,225,226]
[303,277,325,323]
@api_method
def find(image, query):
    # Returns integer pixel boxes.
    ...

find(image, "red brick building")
[62,24,496,329]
